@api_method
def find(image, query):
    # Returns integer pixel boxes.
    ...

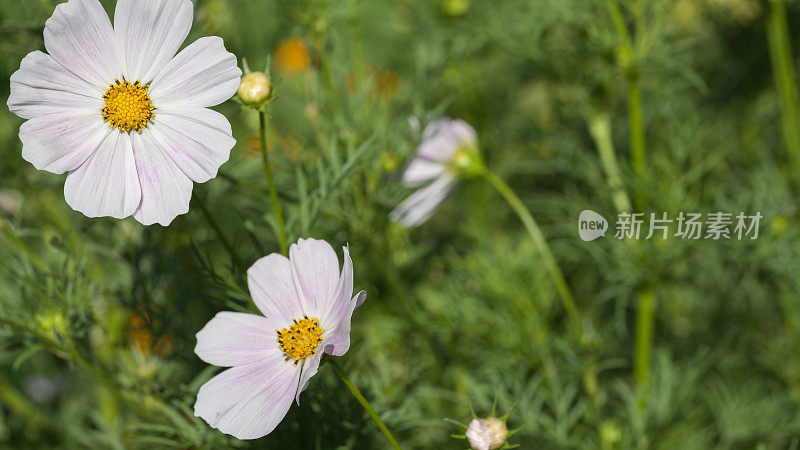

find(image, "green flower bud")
[443,0,470,17]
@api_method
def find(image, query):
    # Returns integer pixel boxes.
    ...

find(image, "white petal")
[194,355,301,440]
[43,0,119,89]
[247,253,305,321]
[415,132,460,162]
[318,245,353,330]
[130,130,193,226]
[295,349,323,404]
[114,0,193,83]
[324,291,366,357]
[195,312,279,367]
[149,36,241,108]
[422,117,476,145]
[64,131,141,219]
[421,117,451,140]
[400,157,446,188]
[289,238,341,316]
[389,174,455,227]
[8,51,102,120]
[465,419,492,450]
[448,118,478,146]
[19,110,109,174]
[415,117,477,162]
[149,107,235,183]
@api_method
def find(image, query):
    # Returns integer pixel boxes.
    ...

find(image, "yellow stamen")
[101,79,155,133]
[276,315,323,366]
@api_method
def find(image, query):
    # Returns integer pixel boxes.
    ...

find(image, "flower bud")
[443,0,470,17]
[237,71,271,107]
[36,310,68,342]
[380,152,400,172]
[466,418,508,450]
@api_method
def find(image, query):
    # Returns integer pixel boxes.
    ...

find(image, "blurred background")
[2,0,800,448]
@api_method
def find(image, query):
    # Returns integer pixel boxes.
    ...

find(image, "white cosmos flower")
[390,117,478,227]
[194,238,366,439]
[7,0,241,226]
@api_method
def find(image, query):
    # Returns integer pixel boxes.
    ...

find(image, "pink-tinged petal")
[149,107,235,183]
[415,117,477,162]
[389,174,455,227]
[318,246,353,330]
[64,131,140,219]
[421,117,451,140]
[8,51,102,120]
[400,157,446,188]
[247,254,304,321]
[19,110,109,174]
[195,312,279,368]
[114,0,193,83]
[194,354,301,440]
[414,133,459,162]
[149,36,241,108]
[43,0,119,89]
[289,238,341,316]
[130,130,192,226]
[448,119,478,147]
[295,349,323,404]
[324,290,366,357]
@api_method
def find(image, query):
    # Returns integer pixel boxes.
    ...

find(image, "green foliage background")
[1,0,800,448]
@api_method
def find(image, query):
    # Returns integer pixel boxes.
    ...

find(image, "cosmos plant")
[3,0,588,447]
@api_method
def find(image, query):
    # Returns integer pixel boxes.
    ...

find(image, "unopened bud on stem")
[466,417,508,450]
[238,71,272,107]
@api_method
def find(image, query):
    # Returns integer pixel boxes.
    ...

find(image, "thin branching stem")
[482,169,584,340]
[605,0,646,209]
[589,113,632,213]
[259,111,288,256]
[193,191,247,273]
[605,0,656,402]
[0,221,47,272]
[329,360,402,450]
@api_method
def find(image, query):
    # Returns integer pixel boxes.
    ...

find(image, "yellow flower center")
[101,79,155,133]
[276,315,323,365]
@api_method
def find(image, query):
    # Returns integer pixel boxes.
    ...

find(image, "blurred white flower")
[466,418,509,450]
[390,117,480,227]
[24,375,61,404]
[194,238,366,439]
[7,0,241,225]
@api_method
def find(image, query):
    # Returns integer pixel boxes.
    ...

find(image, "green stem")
[633,285,656,397]
[258,111,288,256]
[192,191,247,273]
[606,0,657,407]
[767,0,800,177]
[606,0,646,209]
[329,360,401,450]
[627,77,646,202]
[0,220,47,272]
[482,170,584,340]
[588,113,633,212]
